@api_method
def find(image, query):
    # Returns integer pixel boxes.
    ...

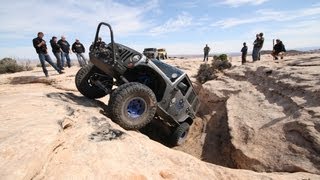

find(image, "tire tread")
[75,64,109,99]
[109,82,157,130]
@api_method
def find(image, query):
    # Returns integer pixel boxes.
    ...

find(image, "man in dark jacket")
[72,39,87,67]
[257,32,264,60]
[241,42,248,64]
[272,39,286,60]
[203,44,210,62]
[252,34,260,62]
[252,32,264,61]
[58,36,71,68]
[50,36,64,70]
[32,32,63,77]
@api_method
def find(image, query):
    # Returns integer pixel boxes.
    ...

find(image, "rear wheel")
[109,82,157,130]
[75,64,113,99]
[171,122,190,146]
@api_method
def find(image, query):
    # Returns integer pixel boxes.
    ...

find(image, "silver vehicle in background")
[143,48,158,59]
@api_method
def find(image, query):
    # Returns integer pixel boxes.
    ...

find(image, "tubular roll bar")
[93,22,117,62]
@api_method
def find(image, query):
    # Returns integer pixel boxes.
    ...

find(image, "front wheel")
[171,122,190,146]
[75,64,112,99]
[109,82,157,130]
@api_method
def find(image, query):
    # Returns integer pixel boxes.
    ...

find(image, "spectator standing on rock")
[257,32,264,60]
[50,36,64,70]
[272,39,286,60]
[252,33,264,61]
[252,34,260,61]
[72,39,87,67]
[32,32,63,77]
[241,42,248,64]
[203,44,210,62]
[58,36,72,68]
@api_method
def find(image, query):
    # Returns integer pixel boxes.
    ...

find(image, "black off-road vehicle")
[75,22,200,146]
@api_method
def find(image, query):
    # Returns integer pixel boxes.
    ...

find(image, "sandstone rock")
[196,54,320,174]
[0,55,320,179]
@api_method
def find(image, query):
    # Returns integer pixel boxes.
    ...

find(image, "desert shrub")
[24,60,34,71]
[212,59,232,70]
[212,54,232,71]
[0,58,24,74]
[212,54,228,61]
[196,64,216,84]
[218,54,228,61]
[196,54,232,84]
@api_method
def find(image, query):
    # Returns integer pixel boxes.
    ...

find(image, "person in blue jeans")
[50,36,64,70]
[58,36,72,68]
[252,33,264,61]
[72,39,87,67]
[32,32,63,77]
[257,32,264,60]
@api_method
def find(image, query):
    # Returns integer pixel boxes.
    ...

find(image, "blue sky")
[1,0,320,60]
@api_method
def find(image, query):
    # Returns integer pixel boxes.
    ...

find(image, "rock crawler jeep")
[75,22,200,146]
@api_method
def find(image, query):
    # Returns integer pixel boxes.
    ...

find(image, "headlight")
[131,54,141,62]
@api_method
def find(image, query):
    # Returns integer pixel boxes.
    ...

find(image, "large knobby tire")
[108,83,132,112]
[75,64,110,99]
[171,122,190,146]
[109,82,157,130]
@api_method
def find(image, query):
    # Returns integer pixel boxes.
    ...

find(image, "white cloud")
[149,13,193,35]
[1,0,319,59]
[220,0,269,7]
[0,0,159,39]
[212,6,320,28]
[212,18,260,28]
[209,16,320,52]
[0,0,161,59]
[171,1,200,8]
[268,20,320,46]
